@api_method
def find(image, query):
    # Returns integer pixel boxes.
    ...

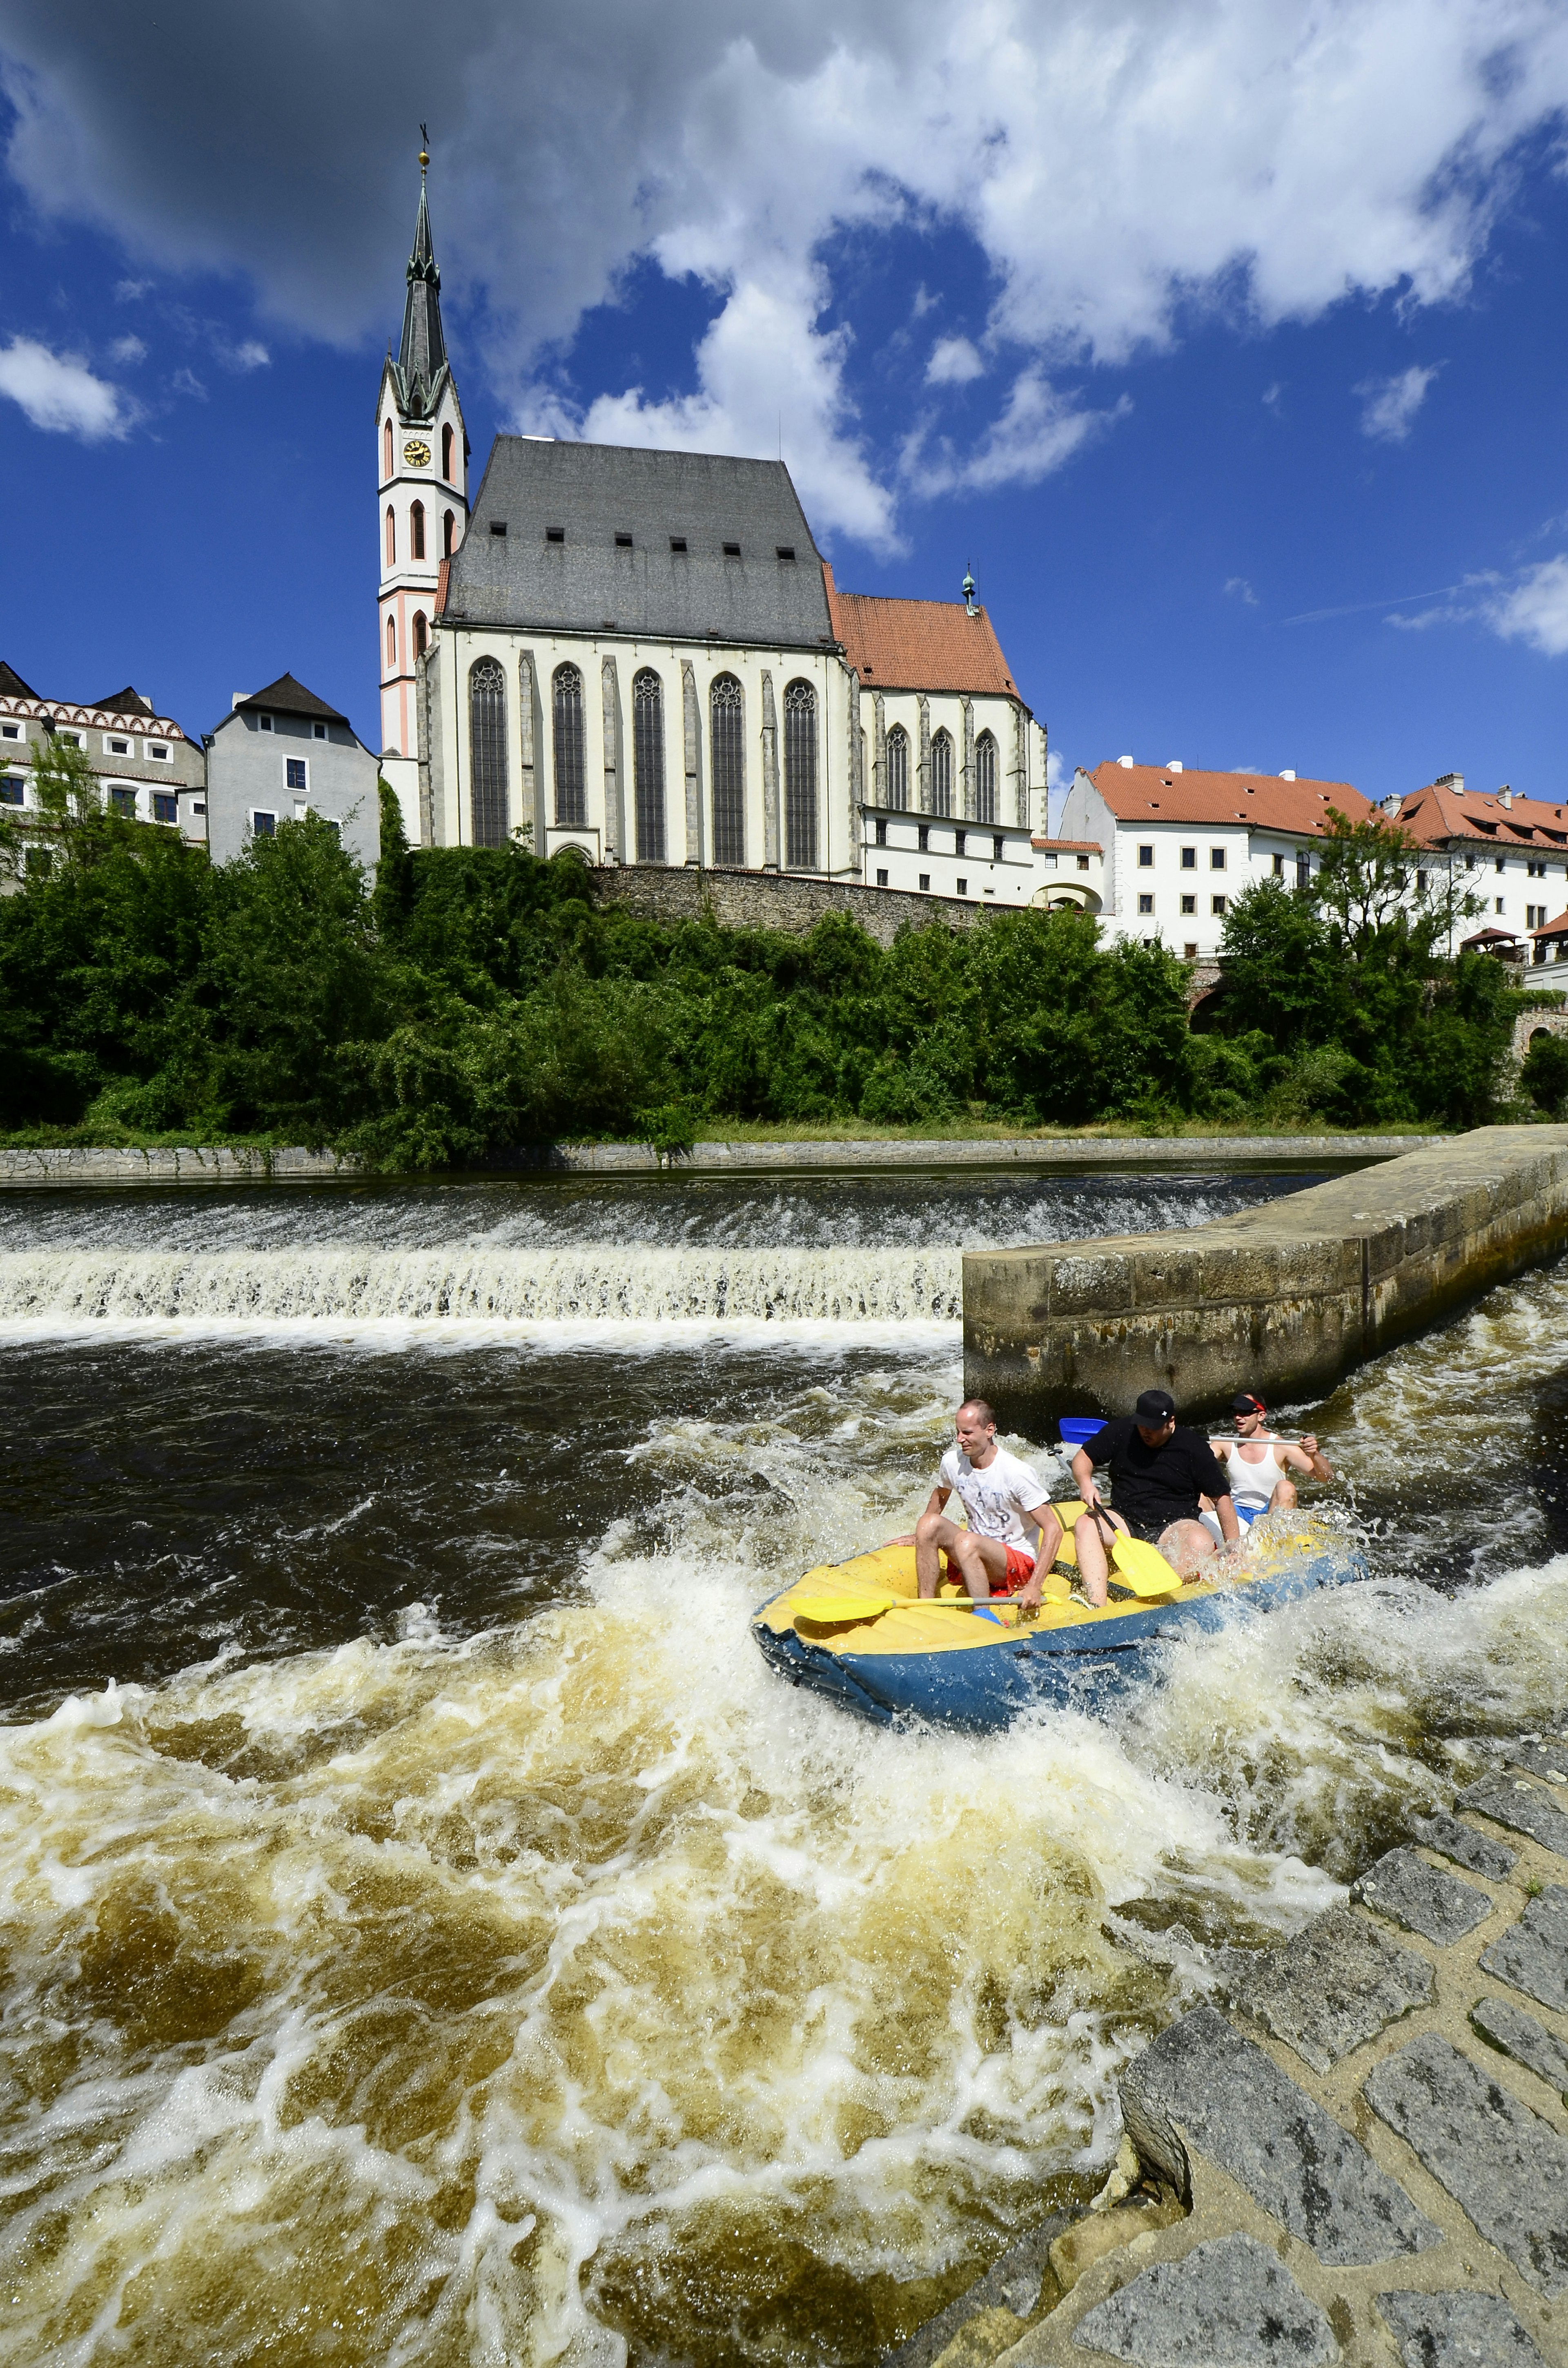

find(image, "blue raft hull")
[753,1547,1364,1733]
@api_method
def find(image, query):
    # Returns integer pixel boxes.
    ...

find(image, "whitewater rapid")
[0,1171,1561,2368]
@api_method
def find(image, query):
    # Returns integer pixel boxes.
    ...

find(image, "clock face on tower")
[403,438,431,468]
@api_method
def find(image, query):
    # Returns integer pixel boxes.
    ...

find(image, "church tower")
[377,139,467,762]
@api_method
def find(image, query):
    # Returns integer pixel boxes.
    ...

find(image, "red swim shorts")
[941,1544,1037,1594]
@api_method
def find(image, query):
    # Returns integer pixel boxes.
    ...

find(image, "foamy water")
[0,1177,1563,2367]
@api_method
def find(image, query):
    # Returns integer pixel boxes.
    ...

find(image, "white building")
[1059,758,1376,956]
[381,158,1052,893]
[1384,774,1568,961]
[0,660,206,848]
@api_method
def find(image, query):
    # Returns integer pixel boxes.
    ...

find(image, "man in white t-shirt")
[888,1398,1063,1612]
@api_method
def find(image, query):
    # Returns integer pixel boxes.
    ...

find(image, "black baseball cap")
[1232,1391,1267,1416]
[1134,1388,1176,1425]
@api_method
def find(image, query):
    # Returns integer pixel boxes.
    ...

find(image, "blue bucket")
[1056,1416,1104,1447]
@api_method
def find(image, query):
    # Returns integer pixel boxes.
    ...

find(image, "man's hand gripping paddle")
[1085,1501,1182,1599]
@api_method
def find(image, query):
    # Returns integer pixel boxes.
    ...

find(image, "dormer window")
[669,537,687,553]
[776,545,796,560]
[259,715,272,732]
[489,520,508,537]
[723,542,741,557]
[313,723,326,740]
[546,526,564,543]
[615,532,633,548]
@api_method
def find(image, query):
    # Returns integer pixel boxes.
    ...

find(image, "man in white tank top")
[1208,1392,1333,1525]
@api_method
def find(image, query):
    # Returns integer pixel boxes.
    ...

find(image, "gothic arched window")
[410,500,425,561]
[441,424,454,481]
[553,663,586,828]
[710,673,744,865]
[931,729,953,818]
[632,669,666,864]
[886,723,909,810]
[383,418,393,479]
[385,506,396,566]
[412,612,428,662]
[784,678,818,870]
[443,509,455,557]
[386,615,396,672]
[468,656,508,847]
[976,730,998,824]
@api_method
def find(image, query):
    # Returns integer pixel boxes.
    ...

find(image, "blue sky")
[2,0,1568,814]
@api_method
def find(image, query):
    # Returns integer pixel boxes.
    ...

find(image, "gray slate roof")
[234,673,351,726]
[443,441,835,649]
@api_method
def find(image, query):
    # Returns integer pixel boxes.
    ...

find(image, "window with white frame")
[1212,893,1227,915]
[105,735,131,755]
[146,742,171,762]
[0,722,20,741]
[0,775,23,805]
[1210,846,1227,870]
[153,793,177,825]
[252,811,276,836]
[1138,843,1154,866]
[1138,892,1154,914]
[285,758,308,792]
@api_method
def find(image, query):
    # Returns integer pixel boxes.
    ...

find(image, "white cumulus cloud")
[1356,362,1440,442]
[4,2,1568,541]
[1484,556,1568,658]
[926,334,985,386]
[0,333,124,437]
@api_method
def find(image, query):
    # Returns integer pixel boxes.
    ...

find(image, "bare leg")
[1157,1518,1220,1578]
[914,1510,947,1597]
[1071,1508,1126,1608]
[1268,1476,1299,1511]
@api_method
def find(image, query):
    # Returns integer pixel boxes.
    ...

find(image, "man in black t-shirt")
[1067,1389,1239,1604]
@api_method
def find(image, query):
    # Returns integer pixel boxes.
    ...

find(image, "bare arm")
[1282,1436,1333,1481]
[1215,1491,1240,1544]
[1069,1447,1100,1501]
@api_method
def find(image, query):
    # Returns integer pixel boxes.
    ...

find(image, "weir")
[963,1122,1568,1423]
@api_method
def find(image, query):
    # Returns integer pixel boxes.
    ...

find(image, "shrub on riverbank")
[0,781,1531,1164]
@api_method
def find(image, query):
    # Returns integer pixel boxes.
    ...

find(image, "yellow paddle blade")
[1109,1536,1182,1597]
[791,1591,987,1623]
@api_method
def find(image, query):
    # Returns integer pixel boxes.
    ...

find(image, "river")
[0,1169,1564,2367]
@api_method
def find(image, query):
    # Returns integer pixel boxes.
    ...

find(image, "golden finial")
[419,123,430,172]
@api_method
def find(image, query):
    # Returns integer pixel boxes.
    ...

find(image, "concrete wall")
[588,860,991,945]
[207,709,379,871]
[963,1123,1568,1424]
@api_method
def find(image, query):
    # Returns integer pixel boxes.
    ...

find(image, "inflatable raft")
[751,1508,1366,1732]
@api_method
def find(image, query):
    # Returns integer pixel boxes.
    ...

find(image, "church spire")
[396,131,447,418]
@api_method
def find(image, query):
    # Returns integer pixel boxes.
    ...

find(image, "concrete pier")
[963,1124,1568,1425]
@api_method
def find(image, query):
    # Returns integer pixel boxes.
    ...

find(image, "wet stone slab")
[1408,1811,1517,1882]
[1120,2005,1441,2268]
[1351,1849,1493,1946]
[1478,1886,1568,2016]
[1071,2233,1336,2366]
[1457,1776,1568,1859]
[1375,2289,1548,2368]
[1470,1993,1568,2100]
[1232,1905,1434,2072]
[1364,2033,1568,2297]
[1503,1735,1568,1784]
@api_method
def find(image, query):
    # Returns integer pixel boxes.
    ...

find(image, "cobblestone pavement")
[887,1723,1568,2368]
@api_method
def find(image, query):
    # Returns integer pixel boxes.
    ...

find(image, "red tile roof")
[1087,762,1373,833]
[825,564,1021,697]
[1396,779,1568,850]
[1032,837,1103,854]
[1530,908,1568,940]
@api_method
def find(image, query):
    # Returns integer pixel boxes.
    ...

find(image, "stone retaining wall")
[588,863,987,947]
[890,1727,1568,2368]
[963,1122,1568,1423]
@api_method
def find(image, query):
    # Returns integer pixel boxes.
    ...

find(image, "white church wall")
[432,625,853,874]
